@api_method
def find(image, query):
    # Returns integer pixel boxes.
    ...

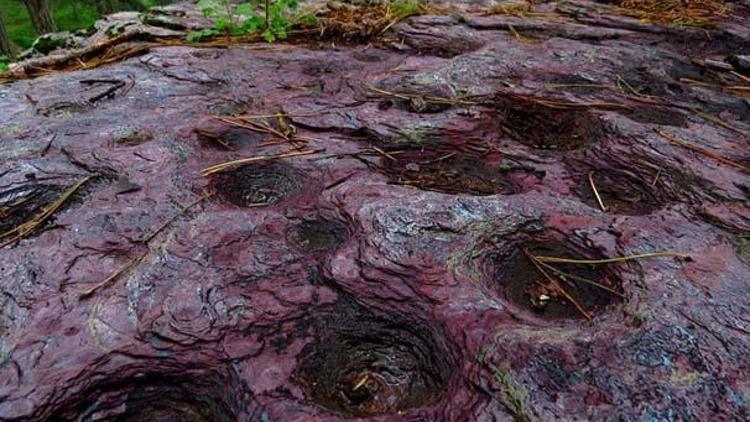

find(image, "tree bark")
[0,13,14,57]
[23,0,57,35]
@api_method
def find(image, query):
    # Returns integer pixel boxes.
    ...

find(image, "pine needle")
[0,176,93,248]
[524,249,592,320]
[536,260,625,298]
[588,171,607,212]
[200,149,320,176]
[657,129,749,172]
[533,251,690,265]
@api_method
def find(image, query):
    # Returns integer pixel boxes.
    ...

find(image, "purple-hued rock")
[1,1,749,421]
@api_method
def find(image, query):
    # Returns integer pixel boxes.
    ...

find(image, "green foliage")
[189,0,312,43]
[0,0,166,50]
[0,56,9,72]
[492,367,534,422]
[391,0,426,19]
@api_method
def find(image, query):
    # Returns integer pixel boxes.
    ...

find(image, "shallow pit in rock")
[500,102,606,151]
[49,373,238,422]
[380,150,521,195]
[286,219,349,253]
[619,67,683,97]
[621,106,688,127]
[210,162,304,207]
[489,238,624,320]
[578,170,669,216]
[296,303,454,417]
[194,126,260,150]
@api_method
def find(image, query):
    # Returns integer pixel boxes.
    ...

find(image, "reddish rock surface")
[1,1,749,420]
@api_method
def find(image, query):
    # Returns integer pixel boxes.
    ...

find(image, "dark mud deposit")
[1,0,750,421]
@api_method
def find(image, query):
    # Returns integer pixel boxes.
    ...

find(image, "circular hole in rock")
[296,306,454,417]
[286,219,349,253]
[490,239,623,320]
[501,103,605,151]
[381,151,520,195]
[50,374,237,422]
[210,162,303,207]
[578,170,668,216]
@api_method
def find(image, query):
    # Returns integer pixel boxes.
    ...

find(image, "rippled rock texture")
[1,0,749,420]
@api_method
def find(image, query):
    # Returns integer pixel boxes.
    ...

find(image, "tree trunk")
[23,0,57,35]
[0,13,14,57]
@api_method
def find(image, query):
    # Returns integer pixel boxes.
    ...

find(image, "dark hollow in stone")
[210,162,303,207]
[491,240,623,320]
[48,374,237,422]
[194,126,258,150]
[0,184,63,234]
[379,96,453,114]
[619,67,683,97]
[622,106,688,127]
[501,104,606,151]
[578,170,668,216]
[380,151,519,195]
[286,219,349,253]
[296,306,454,417]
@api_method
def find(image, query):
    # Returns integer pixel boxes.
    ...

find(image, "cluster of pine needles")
[616,0,732,27]
[314,0,438,40]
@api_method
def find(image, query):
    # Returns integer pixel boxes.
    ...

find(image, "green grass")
[1,0,166,51]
